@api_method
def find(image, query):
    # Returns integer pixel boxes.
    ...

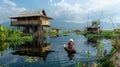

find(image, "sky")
[0,0,120,25]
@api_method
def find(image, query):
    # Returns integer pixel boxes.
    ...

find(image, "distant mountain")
[1,22,11,27]
[50,21,116,30]
[0,21,118,30]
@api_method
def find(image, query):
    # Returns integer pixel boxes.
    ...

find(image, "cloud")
[50,0,85,23]
[2,0,16,6]
[11,7,26,13]
[52,0,83,15]
[0,0,26,23]
[50,0,120,23]
[86,0,120,13]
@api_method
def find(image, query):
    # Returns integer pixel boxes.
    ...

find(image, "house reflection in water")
[87,38,100,47]
[11,38,54,62]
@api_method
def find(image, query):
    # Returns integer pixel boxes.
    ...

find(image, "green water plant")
[96,42,104,60]
[92,20,100,26]
[25,57,39,63]
[0,25,32,42]
[86,30,115,39]
[62,31,70,36]
[86,51,90,61]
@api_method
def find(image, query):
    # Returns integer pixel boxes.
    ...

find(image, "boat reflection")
[64,45,76,60]
[67,52,75,60]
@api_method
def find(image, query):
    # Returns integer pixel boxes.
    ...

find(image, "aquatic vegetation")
[6,36,32,46]
[0,25,8,41]
[0,25,32,43]
[0,25,21,41]
[86,51,90,62]
[96,42,104,60]
[25,57,39,63]
[45,30,59,37]
[101,30,115,38]
[76,62,87,67]
[95,47,116,67]
[75,31,86,35]
[5,36,32,42]
[112,39,120,51]
[76,40,116,67]
[86,30,115,39]
[61,31,70,36]
[0,42,8,56]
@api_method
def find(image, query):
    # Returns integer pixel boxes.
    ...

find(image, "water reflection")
[50,34,60,38]
[0,42,8,56]
[87,38,100,47]
[0,34,113,67]
[67,52,75,60]
[11,37,54,62]
[64,46,76,60]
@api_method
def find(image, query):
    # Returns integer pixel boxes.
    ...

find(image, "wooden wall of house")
[11,16,50,26]
[87,28,100,34]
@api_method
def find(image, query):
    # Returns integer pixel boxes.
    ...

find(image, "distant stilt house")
[86,20,101,34]
[74,30,81,32]
[86,25,101,34]
[10,10,53,35]
[51,28,60,33]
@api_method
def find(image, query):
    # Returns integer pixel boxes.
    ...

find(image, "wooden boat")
[64,44,76,54]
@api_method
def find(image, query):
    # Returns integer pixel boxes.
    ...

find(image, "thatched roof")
[10,10,53,20]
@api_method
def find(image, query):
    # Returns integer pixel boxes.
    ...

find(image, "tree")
[92,20,100,26]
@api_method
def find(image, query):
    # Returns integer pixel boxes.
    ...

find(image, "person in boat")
[67,39,75,51]
[64,39,76,60]
[64,39,76,53]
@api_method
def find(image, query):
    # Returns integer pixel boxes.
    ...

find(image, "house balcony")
[11,20,50,27]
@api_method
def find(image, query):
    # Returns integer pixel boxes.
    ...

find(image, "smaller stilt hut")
[86,20,101,34]
[86,25,100,34]
[51,28,60,33]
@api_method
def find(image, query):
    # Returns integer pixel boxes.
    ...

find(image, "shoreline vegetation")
[76,30,116,39]
[0,25,32,43]
[46,29,119,39]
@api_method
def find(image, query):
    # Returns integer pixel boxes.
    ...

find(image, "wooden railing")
[11,20,50,26]
[11,20,40,26]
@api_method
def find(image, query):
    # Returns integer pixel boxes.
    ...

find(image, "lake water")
[0,34,113,67]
